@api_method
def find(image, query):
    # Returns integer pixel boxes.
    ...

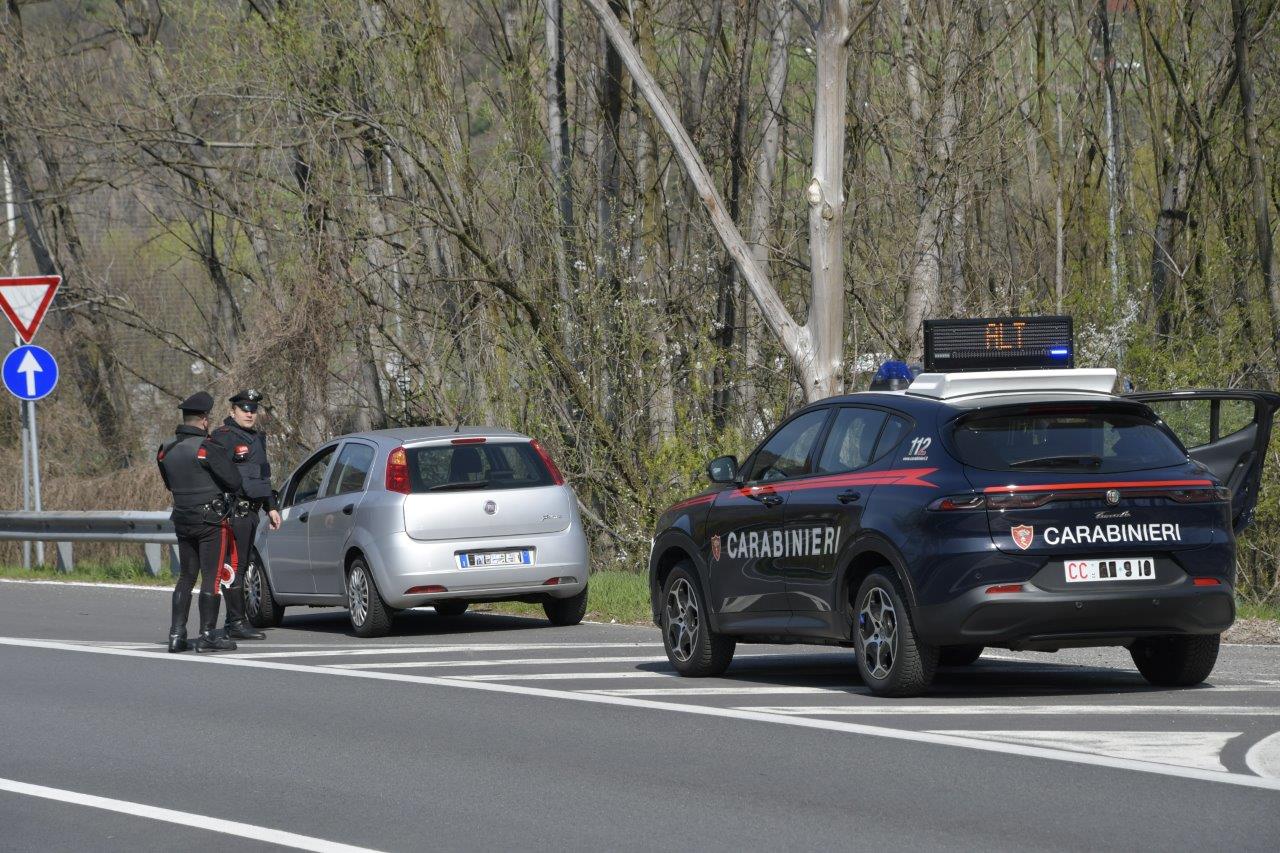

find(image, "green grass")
[474,570,652,625]
[0,560,174,586]
[1235,600,1280,622]
[0,562,654,624]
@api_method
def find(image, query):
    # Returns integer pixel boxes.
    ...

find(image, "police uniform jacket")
[212,418,278,511]
[156,425,243,526]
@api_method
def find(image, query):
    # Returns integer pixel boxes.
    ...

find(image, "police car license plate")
[457,549,533,569]
[1064,557,1156,583]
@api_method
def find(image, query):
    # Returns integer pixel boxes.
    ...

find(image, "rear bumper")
[366,525,590,609]
[915,581,1234,650]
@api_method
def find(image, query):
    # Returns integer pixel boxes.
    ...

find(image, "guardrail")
[0,511,178,576]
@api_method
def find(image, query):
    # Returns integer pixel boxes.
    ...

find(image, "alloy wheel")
[349,568,369,627]
[244,561,262,618]
[858,586,898,680]
[664,577,699,662]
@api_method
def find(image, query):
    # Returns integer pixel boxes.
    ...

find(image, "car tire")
[660,564,735,677]
[434,600,469,618]
[853,570,938,697]
[938,644,984,667]
[244,552,284,629]
[1129,633,1220,687]
[347,558,393,638]
[543,585,588,627]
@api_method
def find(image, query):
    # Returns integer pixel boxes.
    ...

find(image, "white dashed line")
[927,731,1240,773]
[0,777,382,852]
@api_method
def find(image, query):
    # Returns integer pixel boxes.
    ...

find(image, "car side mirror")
[707,455,739,484]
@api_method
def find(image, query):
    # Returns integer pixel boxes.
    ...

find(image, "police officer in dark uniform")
[208,389,281,640]
[156,392,243,653]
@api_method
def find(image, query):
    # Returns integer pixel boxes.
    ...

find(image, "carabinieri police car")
[648,317,1279,696]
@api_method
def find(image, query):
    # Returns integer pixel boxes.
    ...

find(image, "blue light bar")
[1049,347,1070,357]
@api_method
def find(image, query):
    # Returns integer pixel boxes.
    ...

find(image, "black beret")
[229,388,264,405]
[178,391,214,414]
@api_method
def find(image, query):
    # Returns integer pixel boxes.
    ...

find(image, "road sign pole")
[26,397,42,565]
[4,158,32,569]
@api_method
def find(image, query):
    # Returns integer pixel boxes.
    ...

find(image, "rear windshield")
[952,409,1187,473]
[407,442,553,492]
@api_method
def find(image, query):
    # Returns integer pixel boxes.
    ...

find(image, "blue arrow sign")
[3,345,58,401]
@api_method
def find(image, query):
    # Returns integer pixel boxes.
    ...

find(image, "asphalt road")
[0,579,1277,852]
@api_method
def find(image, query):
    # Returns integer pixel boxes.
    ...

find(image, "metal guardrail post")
[55,541,73,572]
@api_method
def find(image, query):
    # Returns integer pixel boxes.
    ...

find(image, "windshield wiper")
[427,480,490,491]
[1009,455,1103,469]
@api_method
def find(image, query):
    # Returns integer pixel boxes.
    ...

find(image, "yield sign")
[0,275,61,343]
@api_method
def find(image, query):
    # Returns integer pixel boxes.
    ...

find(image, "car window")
[874,415,912,460]
[323,442,376,498]
[284,446,337,507]
[746,409,829,482]
[407,442,554,492]
[953,408,1186,473]
[816,408,887,474]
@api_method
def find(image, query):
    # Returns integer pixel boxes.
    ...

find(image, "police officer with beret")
[156,392,243,653]
[208,389,281,640]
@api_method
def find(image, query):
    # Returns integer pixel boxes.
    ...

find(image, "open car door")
[1128,390,1280,534]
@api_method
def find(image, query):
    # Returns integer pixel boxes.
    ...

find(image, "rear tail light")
[1192,577,1222,587]
[451,437,486,445]
[985,583,1024,594]
[543,576,577,586]
[530,439,565,485]
[385,446,411,494]
[405,584,448,594]
[1168,487,1231,503]
[986,491,1054,509]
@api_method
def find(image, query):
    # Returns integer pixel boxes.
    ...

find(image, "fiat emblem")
[1105,489,1121,506]
[484,500,497,515]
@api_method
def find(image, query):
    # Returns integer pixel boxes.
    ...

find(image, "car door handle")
[757,494,784,508]
[837,490,862,504]
[342,503,355,515]
[298,512,309,523]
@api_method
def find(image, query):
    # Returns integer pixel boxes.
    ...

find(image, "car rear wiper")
[1009,455,1103,469]
[427,480,490,491]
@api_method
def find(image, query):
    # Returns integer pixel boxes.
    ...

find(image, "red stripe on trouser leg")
[213,520,231,597]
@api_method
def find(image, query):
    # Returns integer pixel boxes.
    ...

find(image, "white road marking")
[454,671,680,681]
[0,776,382,852]
[0,579,173,592]
[586,686,844,697]
[744,704,1280,717]
[329,655,685,670]
[1,636,1277,793]
[234,642,662,659]
[928,731,1239,773]
[1245,731,1280,779]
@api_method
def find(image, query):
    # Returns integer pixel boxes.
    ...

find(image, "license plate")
[1064,557,1156,583]
[458,549,533,568]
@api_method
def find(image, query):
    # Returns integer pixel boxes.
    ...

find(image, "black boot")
[169,588,192,653]
[195,593,237,653]
[225,620,266,640]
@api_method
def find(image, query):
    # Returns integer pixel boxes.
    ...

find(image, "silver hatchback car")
[244,427,590,637]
